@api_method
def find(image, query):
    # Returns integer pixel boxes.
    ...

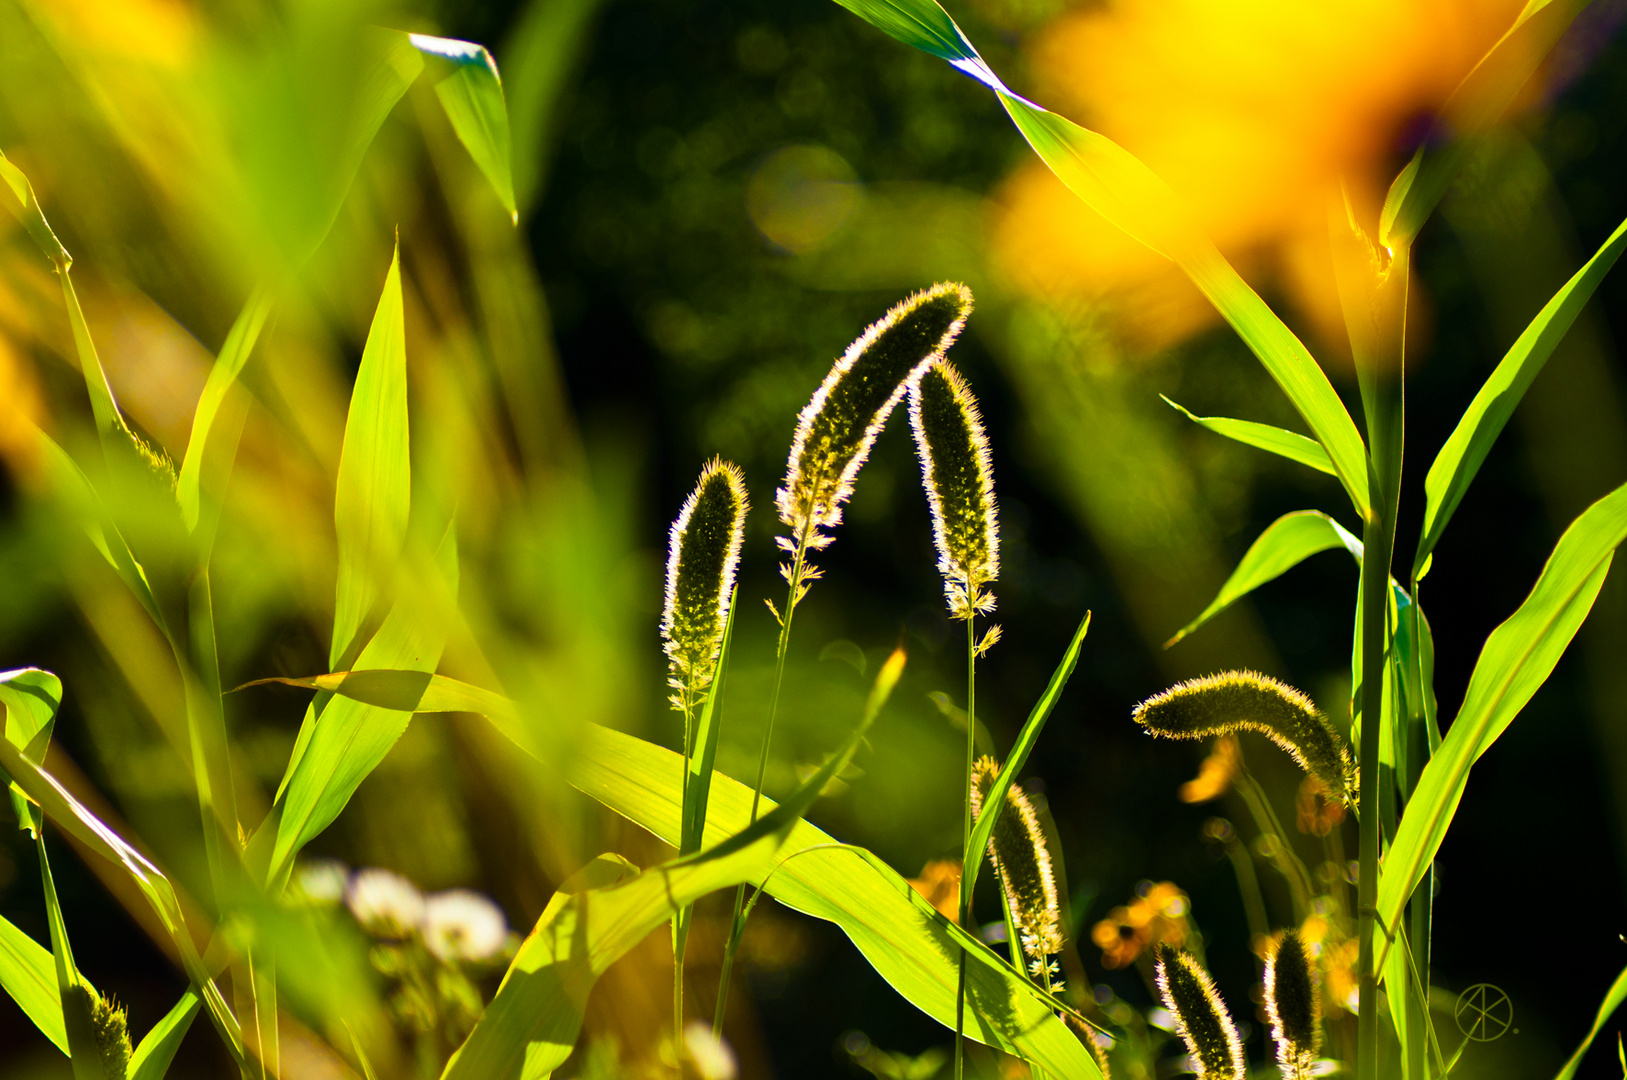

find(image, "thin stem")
[674,695,695,1064]
[715,526,811,1035]
[955,614,977,1080]
[1233,767,1315,919]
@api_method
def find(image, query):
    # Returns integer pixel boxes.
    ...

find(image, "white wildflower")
[422,888,509,963]
[345,867,425,938]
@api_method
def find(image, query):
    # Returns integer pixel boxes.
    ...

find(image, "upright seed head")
[970,756,1063,972]
[1133,670,1356,806]
[90,991,132,1080]
[1155,946,1245,1080]
[1265,930,1321,1079]
[909,360,999,619]
[662,459,750,713]
[776,283,973,555]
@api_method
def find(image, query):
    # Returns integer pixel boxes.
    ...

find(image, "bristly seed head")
[90,990,132,1080]
[1132,670,1356,806]
[776,283,973,559]
[1155,946,1245,1080]
[909,360,998,619]
[1265,929,1321,1079]
[663,459,749,714]
[970,756,1063,967]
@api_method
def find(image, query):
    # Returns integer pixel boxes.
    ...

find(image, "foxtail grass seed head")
[909,360,998,618]
[1155,946,1245,1080]
[1265,930,1321,1079]
[91,991,132,1080]
[662,459,749,712]
[970,756,1063,971]
[1133,670,1356,806]
[777,283,973,557]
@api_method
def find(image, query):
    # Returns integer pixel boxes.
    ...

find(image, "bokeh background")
[2,0,1626,1076]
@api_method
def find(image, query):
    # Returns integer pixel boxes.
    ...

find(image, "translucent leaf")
[1168,511,1360,647]
[1415,213,1627,575]
[129,991,200,1080]
[1161,396,1336,478]
[409,34,519,224]
[1378,479,1627,947]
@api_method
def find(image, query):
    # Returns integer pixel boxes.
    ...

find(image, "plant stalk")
[715,529,810,1034]
[955,614,977,1080]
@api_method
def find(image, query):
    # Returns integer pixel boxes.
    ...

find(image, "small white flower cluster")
[295,860,511,963]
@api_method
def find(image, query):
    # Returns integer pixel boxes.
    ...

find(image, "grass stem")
[715,528,811,1034]
[955,614,977,1080]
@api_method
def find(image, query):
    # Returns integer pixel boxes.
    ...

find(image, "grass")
[1,1,1626,1078]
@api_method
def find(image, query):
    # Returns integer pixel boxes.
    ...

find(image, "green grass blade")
[0,737,243,1064]
[346,1021,382,1080]
[1377,479,1627,948]
[0,913,66,1054]
[3,666,63,851]
[409,34,518,224]
[1161,395,1336,476]
[331,240,411,669]
[1554,964,1627,1080]
[569,725,1101,1079]
[177,287,274,535]
[442,651,901,1080]
[29,426,166,631]
[962,612,1088,908]
[1168,511,1361,646]
[684,588,739,860]
[829,0,1370,518]
[1380,0,1593,246]
[286,664,1100,1078]
[1415,213,1627,577]
[0,147,71,265]
[268,522,458,887]
[240,668,512,726]
[35,832,103,1080]
[129,990,200,1080]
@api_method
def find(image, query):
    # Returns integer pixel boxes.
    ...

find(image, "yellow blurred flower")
[1179,734,1242,804]
[1299,913,1360,1014]
[1297,774,1348,836]
[1091,880,1190,969]
[908,859,963,924]
[998,0,1528,347]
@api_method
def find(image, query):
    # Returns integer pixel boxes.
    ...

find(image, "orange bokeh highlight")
[999,0,1529,348]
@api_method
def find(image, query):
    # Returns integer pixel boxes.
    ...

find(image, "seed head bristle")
[909,360,998,619]
[90,991,132,1080]
[1132,670,1356,806]
[970,756,1063,966]
[776,283,973,558]
[662,459,749,713]
[1265,930,1321,1079]
[1155,946,1245,1080]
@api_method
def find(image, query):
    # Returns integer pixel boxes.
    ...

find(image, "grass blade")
[1414,213,1627,577]
[1554,964,1627,1080]
[177,288,274,535]
[962,612,1088,909]
[1377,479,1627,950]
[0,147,70,265]
[829,0,1370,518]
[129,990,200,1080]
[0,913,66,1054]
[1380,0,1594,246]
[331,239,411,669]
[1161,395,1336,476]
[442,650,902,1080]
[267,522,458,888]
[286,665,1101,1078]
[683,586,739,859]
[409,34,518,224]
[0,737,242,1064]
[1168,511,1360,646]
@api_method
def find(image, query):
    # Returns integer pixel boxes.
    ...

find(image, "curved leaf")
[1553,963,1627,1080]
[178,288,274,535]
[1162,396,1335,477]
[1377,479,1627,949]
[408,34,518,223]
[0,913,64,1054]
[1415,213,1627,576]
[1168,511,1360,646]
[829,0,1370,517]
[130,991,201,1080]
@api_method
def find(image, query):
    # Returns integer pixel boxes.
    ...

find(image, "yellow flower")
[1091,880,1191,969]
[1180,734,1241,804]
[1296,774,1348,837]
[907,859,962,924]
